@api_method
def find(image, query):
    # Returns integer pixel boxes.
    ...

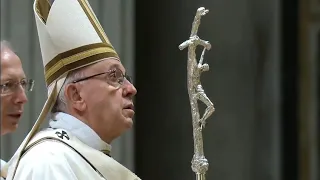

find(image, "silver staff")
[178,7,215,180]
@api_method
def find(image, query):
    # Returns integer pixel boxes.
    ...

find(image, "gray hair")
[51,68,85,113]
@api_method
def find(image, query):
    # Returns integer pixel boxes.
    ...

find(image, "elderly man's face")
[73,59,137,143]
[1,50,28,135]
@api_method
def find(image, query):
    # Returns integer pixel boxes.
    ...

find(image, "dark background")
[135,0,301,179]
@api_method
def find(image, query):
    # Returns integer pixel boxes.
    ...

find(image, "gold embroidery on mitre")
[78,0,111,45]
[44,43,119,86]
[35,0,120,86]
[35,0,51,23]
[35,0,115,49]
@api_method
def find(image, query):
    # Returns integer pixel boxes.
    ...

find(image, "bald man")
[0,40,34,172]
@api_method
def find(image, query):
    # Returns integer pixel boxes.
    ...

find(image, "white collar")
[0,159,6,170]
[49,112,112,153]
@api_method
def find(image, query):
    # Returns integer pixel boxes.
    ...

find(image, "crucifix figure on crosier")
[178,7,215,180]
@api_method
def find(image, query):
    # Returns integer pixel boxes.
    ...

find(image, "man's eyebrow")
[108,64,120,69]
[1,76,27,82]
[108,64,126,73]
[0,78,13,83]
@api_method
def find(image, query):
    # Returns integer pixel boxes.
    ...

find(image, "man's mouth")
[124,104,134,111]
[8,112,22,119]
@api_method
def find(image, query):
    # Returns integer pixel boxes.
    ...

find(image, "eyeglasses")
[0,79,35,95]
[72,68,132,89]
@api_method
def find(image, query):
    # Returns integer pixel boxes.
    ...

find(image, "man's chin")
[2,124,18,135]
[124,117,134,128]
[10,122,19,130]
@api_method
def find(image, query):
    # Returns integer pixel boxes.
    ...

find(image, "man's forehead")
[90,59,126,72]
[1,49,24,73]
[1,60,25,81]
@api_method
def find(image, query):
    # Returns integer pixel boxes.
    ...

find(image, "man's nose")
[123,80,137,97]
[14,88,28,104]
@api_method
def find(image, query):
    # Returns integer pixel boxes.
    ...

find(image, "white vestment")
[1,159,6,180]
[5,113,141,180]
[0,159,6,170]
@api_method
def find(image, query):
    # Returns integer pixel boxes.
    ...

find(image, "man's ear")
[65,84,86,111]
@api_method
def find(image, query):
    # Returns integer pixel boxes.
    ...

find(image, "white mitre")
[1,0,120,178]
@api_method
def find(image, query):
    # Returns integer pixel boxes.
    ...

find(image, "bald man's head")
[1,41,18,62]
[1,40,28,135]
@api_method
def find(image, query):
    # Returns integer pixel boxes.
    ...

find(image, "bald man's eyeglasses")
[0,79,35,95]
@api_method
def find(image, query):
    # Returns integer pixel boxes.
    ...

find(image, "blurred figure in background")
[0,40,34,174]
